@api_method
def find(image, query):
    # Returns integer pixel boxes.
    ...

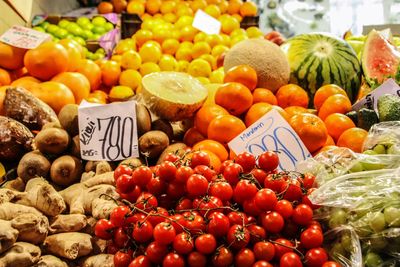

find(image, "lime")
[92,26,106,35]
[46,24,59,34]
[66,34,74,39]
[104,22,114,32]
[86,51,94,60]
[92,34,102,40]
[33,26,45,33]
[73,36,86,46]
[96,48,106,54]
[82,29,93,40]
[58,19,70,29]
[82,23,94,31]
[39,21,50,30]
[92,16,107,27]
[55,28,69,39]
[77,17,91,27]
[52,37,60,42]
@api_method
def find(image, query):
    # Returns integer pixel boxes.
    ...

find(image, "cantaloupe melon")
[223,39,290,92]
[141,72,208,121]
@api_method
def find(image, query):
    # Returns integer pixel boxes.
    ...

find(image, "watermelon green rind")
[281,33,361,105]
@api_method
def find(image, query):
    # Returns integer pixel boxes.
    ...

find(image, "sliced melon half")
[141,72,208,121]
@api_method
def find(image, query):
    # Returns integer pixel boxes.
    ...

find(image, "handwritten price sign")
[78,101,139,161]
[0,25,51,49]
[228,110,311,171]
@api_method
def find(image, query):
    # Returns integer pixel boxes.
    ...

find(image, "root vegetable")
[33,255,68,267]
[17,151,51,182]
[0,203,42,220]
[82,172,114,187]
[81,217,97,235]
[10,213,49,245]
[139,130,169,159]
[3,178,25,192]
[43,233,93,260]
[49,214,87,234]
[84,161,114,174]
[80,172,95,183]
[0,220,18,254]
[0,189,25,204]
[91,237,108,254]
[34,128,70,155]
[0,242,41,267]
[119,158,143,169]
[80,254,114,267]
[91,198,118,219]
[50,155,83,187]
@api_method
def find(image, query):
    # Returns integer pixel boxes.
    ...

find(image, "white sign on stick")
[192,9,221,35]
[0,25,51,49]
[228,110,311,171]
[78,100,139,161]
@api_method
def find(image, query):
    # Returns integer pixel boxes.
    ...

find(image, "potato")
[34,127,70,155]
[4,87,59,131]
[0,116,34,161]
[17,151,51,182]
[139,130,169,159]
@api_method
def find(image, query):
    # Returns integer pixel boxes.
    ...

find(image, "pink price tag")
[99,28,120,58]
[0,25,51,49]
[101,13,118,25]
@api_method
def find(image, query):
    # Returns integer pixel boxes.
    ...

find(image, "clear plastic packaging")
[363,121,400,154]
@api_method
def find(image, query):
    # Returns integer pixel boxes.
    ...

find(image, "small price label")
[78,100,139,161]
[352,78,400,112]
[0,25,51,49]
[228,110,311,171]
[192,9,221,35]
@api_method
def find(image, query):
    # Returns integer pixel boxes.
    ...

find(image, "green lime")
[104,22,114,32]
[92,53,103,60]
[91,16,107,27]
[66,34,74,39]
[52,37,60,42]
[58,19,70,29]
[55,28,69,39]
[46,24,59,34]
[92,33,101,40]
[33,26,45,33]
[39,21,50,30]
[86,51,95,60]
[82,29,94,40]
[77,17,91,27]
[82,46,88,54]
[92,26,106,35]
[96,48,106,54]
[73,36,86,46]
[82,23,94,31]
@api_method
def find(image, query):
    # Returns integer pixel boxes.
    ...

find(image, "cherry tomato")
[261,211,284,234]
[253,261,273,267]
[107,242,119,254]
[166,181,186,200]
[158,161,177,182]
[194,165,216,181]
[264,174,287,193]
[228,211,249,225]
[132,220,153,243]
[282,219,300,238]
[186,174,209,197]
[274,238,294,260]
[235,152,256,173]
[94,219,115,240]
[163,252,185,267]
[280,252,303,267]
[223,163,243,186]
[258,151,279,172]
[145,241,168,264]
[187,251,207,267]
[207,211,230,237]
[305,248,328,267]
[114,165,132,181]
[254,241,275,261]
[175,198,193,211]
[170,214,186,234]
[302,173,316,189]
[212,246,233,267]
[283,179,303,201]
[175,166,194,183]
[209,180,233,201]
[114,251,132,267]
[163,153,180,163]
[153,222,176,245]
[135,192,158,211]
[195,233,217,254]
[300,228,323,249]
[235,248,255,267]
[292,204,313,226]
[234,179,258,203]
[243,198,263,216]
[254,188,277,211]
[118,185,141,202]
[248,224,266,244]
[275,199,294,219]
[183,211,206,235]
[131,166,153,187]
[146,177,167,196]
[147,207,168,227]
[173,232,194,254]
[322,261,342,267]
[114,227,129,248]
[116,174,135,194]
[227,224,250,250]
[251,168,268,185]
[220,159,234,174]
[110,206,131,227]
[190,151,211,168]
[128,255,151,267]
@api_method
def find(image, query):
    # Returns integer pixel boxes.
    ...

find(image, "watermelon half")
[362,29,400,87]
[282,33,361,105]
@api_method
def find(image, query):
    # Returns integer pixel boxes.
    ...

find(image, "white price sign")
[228,110,311,171]
[78,101,139,161]
[192,9,221,35]
[352,78,400,112]
[0,25,51,49]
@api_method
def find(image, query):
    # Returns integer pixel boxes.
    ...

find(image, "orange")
[183,127,206,147]
[10,76,40,91]
[75,59,102,91]
[194,104,229,137]
[207,114,246,144]
[160,1,176,14]
[0,42,26,70]
[276,84,309,109]
[134,29,153,47]
[252,88,277,105]
[32,82,75,113]
[98,1,114,13]
[337,127,368,153]
[119,69,142,91]
[324,113,356,142]
[0,68,11,86]
[324,135,336,146]
[51,72,90,104]
[313,84,348,110]
[239,1,258,16]
[24,42,68,80]
[101,60,121,87]
[284,106,310,118]
[318,94,352,120]
[215,82,253,116]
[229,149,237,160]
[88,90,109,104]
[244,103,288,127]
[145,0,162,15]
[289,113,328,153]
[227,0,243,15]
[0,86,7,115]
[224,64,258,91]
[127,1,145,15]
[202,149,222,173]
[58,39,83,72]
[193,139,229,161]
[9,67,28,80]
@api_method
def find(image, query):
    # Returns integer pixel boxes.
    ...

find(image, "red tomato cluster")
[95,151,340,267]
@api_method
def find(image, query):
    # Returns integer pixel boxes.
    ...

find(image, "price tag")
[78,100,139,161]
[192,10,221,35]
[0,25,51,49]
[99,28,120,58]
[228,110,311,171]
[352,78,400,112]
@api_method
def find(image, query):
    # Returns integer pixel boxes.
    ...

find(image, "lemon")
[133,29,153,47]
[0,162,5,179]
[204,4,221,18]
[191,41,211,59]
[159,54,178,71]
[179,25,197,42]
[111,54,122,63]
[163,13,177,23]
[171,30,180,40]
[204,34,223,48]
[197,77,211,84]
[209,68,225,83]
[174,15,193,29]
[119,69,142,91]
[121,50,142,70]
[194,32,207,43]
[160,1,177,14]
[180,41,194,49]
[114,39,137,54]
[177,60,190,72]
[175,47,192,61]
[220,16,240,34]
[109,85,135,102]
[247,26,264,38]
[140,62,161,76]
[230,34,248,47]
[141,19,156,31]
[162,38,180,55]
[152,27,171,44]
[200,54,217,70]
[188,58,212,77]
[139,41,162,63]
[220,34,231,47]
[211,44,229,58]
[204,83,221,104]
[230,28,247,37]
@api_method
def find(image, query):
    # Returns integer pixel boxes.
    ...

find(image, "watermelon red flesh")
[362,29,400,85]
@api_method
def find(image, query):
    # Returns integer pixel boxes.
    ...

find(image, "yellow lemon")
[161,38,180,55]
[204,34,223,48]
[159,54,178,71]
[119,69,142,91]
[127,2,145,15]
[194,32,207,43]
[152,27,171,44]
[232,14,243,22]
[160,1,177,14]
[204,4,221,18]
[111,54,122,64]
[121,50,142,70]
[230,28,247,37]
[197,77,211,84]
[134,29,153,47]
[246,26,264,38]
[175,47,192,61]
[171,30,180,40]
[204,83,221,104]
[179,25,198,42]
[220,34,231,46]
[211,44,229,58]
[139,41,162,63]
[177,60,190,72]
[163,13,177,23]
[114,39,137,54]
[191,41,211,59]
[200,54,217,70]
[230,34,248,46]
[180,41,194,49]
[190,0,207,12]
[174,16,193,29]
[140,62,161,76]
[209,68,225,83]
[218,1,229,13]
[187,58,212,77]
[109,85,135,102]
[221,16,240,34]
[141,19,156,31]
[176,6,193,17]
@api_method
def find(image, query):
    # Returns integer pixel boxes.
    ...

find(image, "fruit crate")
[120,13,142,39]
[240,15,260,29]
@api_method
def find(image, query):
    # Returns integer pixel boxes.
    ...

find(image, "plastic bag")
[363,121,400,153]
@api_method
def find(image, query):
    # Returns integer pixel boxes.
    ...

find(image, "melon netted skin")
[223,39,290,93]
[140,72,208,122]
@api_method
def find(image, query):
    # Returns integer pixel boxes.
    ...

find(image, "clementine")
[215,82,253,116]
[0,42,26,70]
[101,60,121,87]
[51,72,90,104]
[324,113,356,142]
[252,88,277,105]
[224,64,258,91]
[245,103,288,127]
[276,84,309,109]
[193,139,229,161]
[336,127,368,153]
[183,127,206,147]
[75,59,102,91]
[194,104,229,137]
[207,114,246,144]
[32,81,75,113]
[284,106,310,118]
[318,94,352,120]
[313,84,347,110]
[11,76,41,91]
[0,86,6,115]
[0,68,11,86]
[98,1,114,13]
[239,1,258,16]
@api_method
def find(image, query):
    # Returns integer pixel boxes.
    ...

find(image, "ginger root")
[0,242,41,267]
[11,213,49,245]
[33,255,68,267]
[80,254,114,267]
[0,203,42,220]
[91,197,118,220]
[0,220,18,254]
[0,189,25,204]
[43,233,93,260]
[49,214,87,234]
[82,171,115,187]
